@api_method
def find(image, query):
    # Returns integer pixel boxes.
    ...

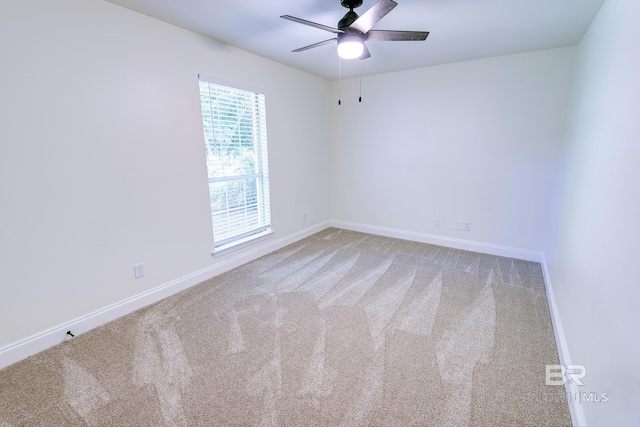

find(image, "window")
[198,75,272,253]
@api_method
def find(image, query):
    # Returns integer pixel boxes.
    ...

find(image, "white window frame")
[198,74,273,255]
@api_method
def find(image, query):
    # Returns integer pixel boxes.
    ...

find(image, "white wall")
[545,0,640,425]
[0,0,330,350]
[330,48,575,253]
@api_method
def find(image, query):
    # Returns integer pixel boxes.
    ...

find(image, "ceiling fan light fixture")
[337,35,364,59]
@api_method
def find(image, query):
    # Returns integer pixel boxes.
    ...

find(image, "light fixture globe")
[337,34,364,59]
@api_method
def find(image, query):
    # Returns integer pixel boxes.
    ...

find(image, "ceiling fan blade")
[280,15,344,34]
[292,38,337,52]
[349,0,397,34]
[366,30,429,42]
[360,43,371,60]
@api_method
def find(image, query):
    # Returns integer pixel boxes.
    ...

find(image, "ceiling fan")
[281,0,429,60]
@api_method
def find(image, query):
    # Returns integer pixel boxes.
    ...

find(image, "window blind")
[198,78,272,251]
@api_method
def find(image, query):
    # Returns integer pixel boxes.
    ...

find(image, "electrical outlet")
[434,218,440,227]
[456,221,463,230]
[134,263,145,278]
[303,212,308,222]
[464,221,472,231]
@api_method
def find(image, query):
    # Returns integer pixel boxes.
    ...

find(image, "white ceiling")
[104,0,604,81]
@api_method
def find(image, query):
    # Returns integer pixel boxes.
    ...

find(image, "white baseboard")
[330,220,543,262]
[541,256,586,427]
[0,221,331,370]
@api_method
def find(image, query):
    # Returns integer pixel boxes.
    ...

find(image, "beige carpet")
[0,228,572,426]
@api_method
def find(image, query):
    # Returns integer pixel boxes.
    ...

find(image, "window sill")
[212,229,274,258]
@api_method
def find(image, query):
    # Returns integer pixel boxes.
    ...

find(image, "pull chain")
[359,60,363,103]
[338,58,342,106]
